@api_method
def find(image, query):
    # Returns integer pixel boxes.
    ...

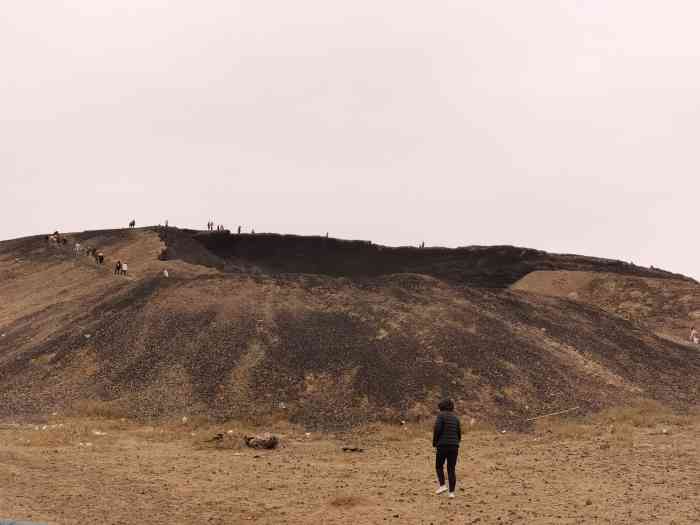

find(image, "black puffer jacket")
[433,410,461,447]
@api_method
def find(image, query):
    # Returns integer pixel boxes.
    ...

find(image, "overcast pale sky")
[2,1,698,277]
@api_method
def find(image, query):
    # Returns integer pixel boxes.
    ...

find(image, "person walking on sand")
[121,262,129,276]
[114,260,122,275]
[433,399,461,498]
[691,327,699,345]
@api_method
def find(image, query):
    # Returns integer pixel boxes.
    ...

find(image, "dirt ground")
[1,408,699,524]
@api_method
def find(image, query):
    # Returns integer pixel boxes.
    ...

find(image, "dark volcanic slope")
[0,228,698,430]
[161,229,691,288]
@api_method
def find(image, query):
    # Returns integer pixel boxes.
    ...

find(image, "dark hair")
[438,399,454,411]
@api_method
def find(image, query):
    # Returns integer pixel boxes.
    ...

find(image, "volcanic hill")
[0,227,698,429]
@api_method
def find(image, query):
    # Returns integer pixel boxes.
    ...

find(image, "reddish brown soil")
[0,415,698,524]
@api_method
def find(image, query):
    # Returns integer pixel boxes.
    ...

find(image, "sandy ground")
[1,413,699,525]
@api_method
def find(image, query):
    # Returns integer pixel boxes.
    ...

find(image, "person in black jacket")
[432,398,461,498]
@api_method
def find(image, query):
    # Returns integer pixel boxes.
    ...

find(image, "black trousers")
[436,446,459,492]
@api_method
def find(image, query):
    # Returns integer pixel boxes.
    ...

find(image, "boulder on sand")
[244,433,279,449]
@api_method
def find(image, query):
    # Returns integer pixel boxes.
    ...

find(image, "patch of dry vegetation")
[594,399,694,428]
[14,418,126,448]
[362,422,430,442]
[69,399,131,420]
[353,416,496,445]
[535,400,697,447]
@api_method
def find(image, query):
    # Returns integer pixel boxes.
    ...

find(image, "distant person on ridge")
[433,399,461,498]
[122,262,129,276]
[114,260,122,275]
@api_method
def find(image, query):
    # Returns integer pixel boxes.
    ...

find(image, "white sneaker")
[448,492,455,498]
[435,485,448,495]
